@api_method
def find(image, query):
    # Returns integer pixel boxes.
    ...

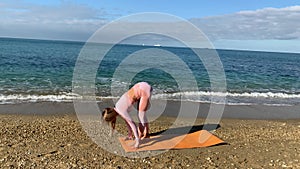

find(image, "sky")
[1,0,300,53]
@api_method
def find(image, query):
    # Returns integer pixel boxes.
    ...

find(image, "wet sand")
[1,100,300,119]
[1,101,300,168]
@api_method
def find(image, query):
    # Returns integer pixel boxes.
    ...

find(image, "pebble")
[1,115,300,169]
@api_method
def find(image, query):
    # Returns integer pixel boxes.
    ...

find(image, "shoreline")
[0,99,300,120]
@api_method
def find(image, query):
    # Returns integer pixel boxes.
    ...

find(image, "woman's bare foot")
[124,134,134,140]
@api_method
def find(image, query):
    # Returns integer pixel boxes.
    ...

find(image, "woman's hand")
[140,133,150,140]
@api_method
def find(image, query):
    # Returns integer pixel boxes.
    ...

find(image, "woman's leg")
[120,111,140,147]
[115,93,140,147]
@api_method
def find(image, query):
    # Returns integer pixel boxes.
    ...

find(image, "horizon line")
[1,36,299,55]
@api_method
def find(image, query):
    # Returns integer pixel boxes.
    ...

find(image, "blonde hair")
[102,107,118,122]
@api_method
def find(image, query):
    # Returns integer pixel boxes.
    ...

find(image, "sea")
[1,37,300,106]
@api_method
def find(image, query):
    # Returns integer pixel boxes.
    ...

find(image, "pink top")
[131,82,152,111]
[115,82,152,115]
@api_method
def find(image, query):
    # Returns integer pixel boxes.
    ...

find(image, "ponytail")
[102,107,118,122]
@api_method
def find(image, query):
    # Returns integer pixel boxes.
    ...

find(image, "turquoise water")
[0,37,300,105]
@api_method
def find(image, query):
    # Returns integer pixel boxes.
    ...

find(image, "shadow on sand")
[149,123,221,136]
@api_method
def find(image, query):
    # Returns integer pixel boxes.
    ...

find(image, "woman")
[102,82,152,148]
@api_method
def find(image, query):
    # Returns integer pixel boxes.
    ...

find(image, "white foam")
[227,92,300,98]
[1,91,299,105]
[0,93,82,104]
[151,91,300,105]
[152,91,300,99]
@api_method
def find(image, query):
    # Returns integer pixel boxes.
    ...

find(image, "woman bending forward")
[102,82,152,148]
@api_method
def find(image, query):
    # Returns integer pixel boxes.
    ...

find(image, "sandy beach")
[1,101,300,168]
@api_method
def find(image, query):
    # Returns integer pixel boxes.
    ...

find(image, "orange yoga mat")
[119,130,224,152]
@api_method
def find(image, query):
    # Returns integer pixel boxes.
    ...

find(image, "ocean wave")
[151,91,300,105]
[0,93,81,104]
[152,91,300,99]
[0,91,299,105]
